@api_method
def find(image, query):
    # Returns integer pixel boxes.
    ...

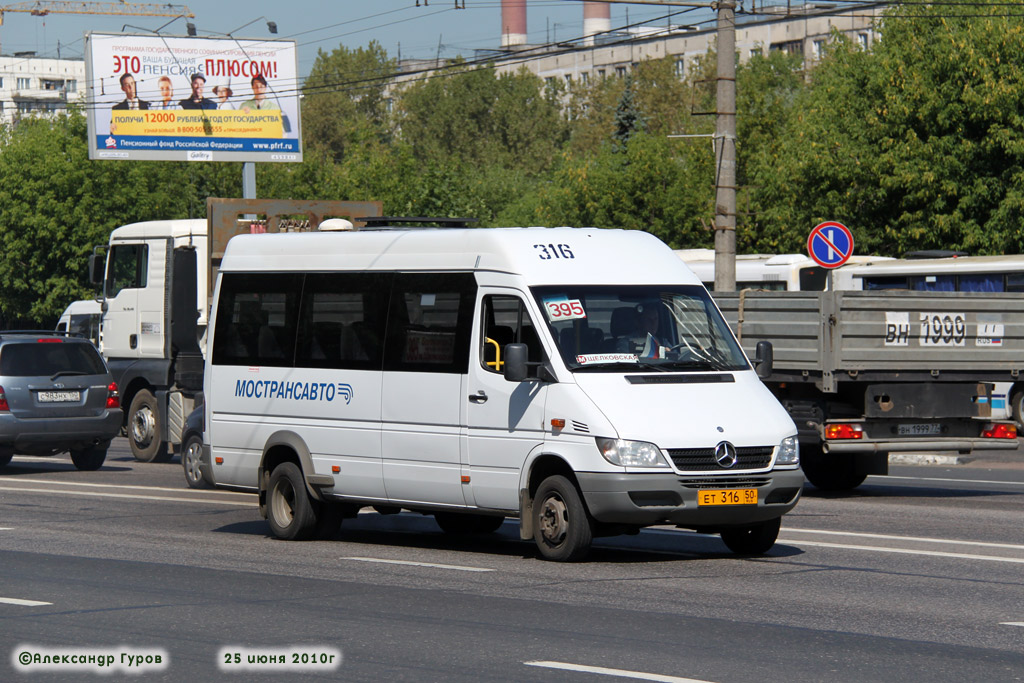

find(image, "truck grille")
[667,446,774,471]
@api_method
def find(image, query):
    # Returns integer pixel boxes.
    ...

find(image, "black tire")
[181,434,210,489]
[532,475,593,562]
[434,512,505,534]
[70,446,107,471]
[1011,389,1024,430]
[267,461,317,540]
[0,448,14,468]
[128,389,170,463]
[720,517,781,555]
[314,502,344,540]
[801,447,868,491]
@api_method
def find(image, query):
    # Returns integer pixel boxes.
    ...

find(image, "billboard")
[85,33,301,163]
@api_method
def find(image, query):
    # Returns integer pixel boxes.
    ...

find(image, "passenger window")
[211,273,303,367]
[294,273,391,370]
[106,244,148,297]
[383,273,476,373]
[480,295,544,376]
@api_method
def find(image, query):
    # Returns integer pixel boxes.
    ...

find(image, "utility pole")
[714,0,737,291]
[559,0,737,289]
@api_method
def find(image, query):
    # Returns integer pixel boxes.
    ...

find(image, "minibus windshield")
[532,285,749,372]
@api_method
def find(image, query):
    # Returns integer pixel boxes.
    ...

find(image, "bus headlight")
[776,435,800,466]
[596,438,670,468]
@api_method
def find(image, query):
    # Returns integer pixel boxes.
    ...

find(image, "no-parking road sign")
[807,221,854,269]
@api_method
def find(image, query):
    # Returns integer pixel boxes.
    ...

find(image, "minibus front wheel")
[533,475,593,562]
[719,517,781,555]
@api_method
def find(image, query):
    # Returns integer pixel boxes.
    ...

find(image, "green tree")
[395,63,568,176]
[754,4,1024,255]
[301,41,395,160]
[0,109,237,326]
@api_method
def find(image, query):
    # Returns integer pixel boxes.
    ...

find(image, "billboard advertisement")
[85,33,301,163]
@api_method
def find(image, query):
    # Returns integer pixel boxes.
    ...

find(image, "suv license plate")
[37,390,80,403]
[897,423,941,436]
[698,489,757,506]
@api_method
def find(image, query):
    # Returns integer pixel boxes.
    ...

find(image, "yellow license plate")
[698,489,757,506]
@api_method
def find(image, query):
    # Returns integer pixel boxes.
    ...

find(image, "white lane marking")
[525,661,715,683]
[0,486,254,507]
[0,478,254,497]
[877,475,1024,487]
[785,540,1024,564]
[340,557,493,572]
[782,528,1024,551]
[1000,622,1024,627]
[0,597,52,606]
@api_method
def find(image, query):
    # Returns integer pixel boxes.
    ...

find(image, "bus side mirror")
[88,253,105,287]
[754,340,773,379]
[503,343,529,382]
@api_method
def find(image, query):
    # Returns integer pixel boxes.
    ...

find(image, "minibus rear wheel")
[267,461,317,540]
[533,475,593,562]
[719,517,781,555]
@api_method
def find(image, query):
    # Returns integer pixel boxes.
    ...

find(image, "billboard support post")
[242,162,256,199]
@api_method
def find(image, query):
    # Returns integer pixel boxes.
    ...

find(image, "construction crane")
[0,2,194,54]
[0,2,194,26]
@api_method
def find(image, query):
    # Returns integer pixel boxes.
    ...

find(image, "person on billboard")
[179,73,217,110]
[213,84,234,109]
[112,73,150,110]
[239,75,280,111]
[156,76,175,110]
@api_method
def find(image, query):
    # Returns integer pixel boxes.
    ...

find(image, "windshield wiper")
[647,360,723,371]
[51,370,88,380]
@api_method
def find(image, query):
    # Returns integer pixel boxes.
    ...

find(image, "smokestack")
[501,0,527,48]
[583,1,611,46]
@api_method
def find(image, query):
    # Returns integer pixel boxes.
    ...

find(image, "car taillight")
[0,386,7,411]
[981,422,1017,439]
[106,381,120,409]
[825,423,864,440]
[36,338,62,343]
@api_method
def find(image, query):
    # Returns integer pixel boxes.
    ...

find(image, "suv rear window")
[0,341,107,377]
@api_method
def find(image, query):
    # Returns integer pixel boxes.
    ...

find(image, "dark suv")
[0,332,122,471]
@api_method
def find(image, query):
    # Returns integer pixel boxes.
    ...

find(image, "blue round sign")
[807,221,854,269]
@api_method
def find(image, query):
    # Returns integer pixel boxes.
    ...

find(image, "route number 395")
[534,243,574,260]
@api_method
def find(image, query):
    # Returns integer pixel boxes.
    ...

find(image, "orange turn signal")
[825,423,864,440]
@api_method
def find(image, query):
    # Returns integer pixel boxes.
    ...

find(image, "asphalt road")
[0,439,1022,682]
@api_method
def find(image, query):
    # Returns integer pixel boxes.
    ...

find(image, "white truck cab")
[205,226,803,561]
[91,219,207,462]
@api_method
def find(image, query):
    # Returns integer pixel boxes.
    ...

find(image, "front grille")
[668,446,774,471]
[678,476,772,489]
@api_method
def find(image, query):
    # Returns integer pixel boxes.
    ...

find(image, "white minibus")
[55,299,102,346]
[677,249,892,291]
[204,226,803,561]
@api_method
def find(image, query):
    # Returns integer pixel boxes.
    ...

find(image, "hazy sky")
[0,1,698,76]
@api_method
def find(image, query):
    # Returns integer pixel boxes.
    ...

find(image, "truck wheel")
[533,475,593,562]
[1011,390,1024,430]
[434,512,505,534]
[181,434,210,489]
[802,448,867,491]
[720,517,781,555]
[70,446,107,471]
[128,390,171,463]
[267,461,317,540]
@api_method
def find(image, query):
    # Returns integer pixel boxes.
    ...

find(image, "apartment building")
[0,53,85,127]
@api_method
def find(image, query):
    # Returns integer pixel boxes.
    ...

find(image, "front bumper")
[576,468,804,528]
